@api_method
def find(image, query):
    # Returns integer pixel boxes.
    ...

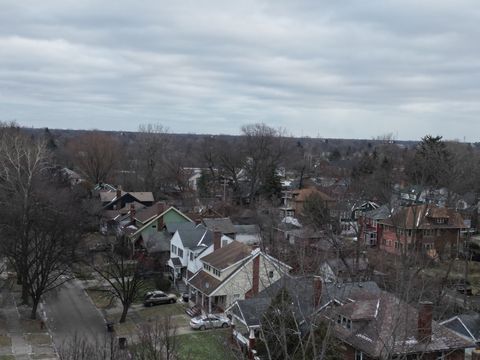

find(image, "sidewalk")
[0,287,58,360]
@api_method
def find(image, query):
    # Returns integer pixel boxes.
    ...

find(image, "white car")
[189,314,231,330]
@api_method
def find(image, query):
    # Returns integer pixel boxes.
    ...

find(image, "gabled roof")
[177,227,212,249]
[201,241,252,270]
[441,313,480,342]
[134,202,163,224]
[166,221,197,234]
[131,206,194,238]
[187,270,222,296]
[203,217,237,234]
[365,204,391,220]
[380,204,466,230]
[292,187,334,202]
[326,291,474,359]
[100,191,154,203]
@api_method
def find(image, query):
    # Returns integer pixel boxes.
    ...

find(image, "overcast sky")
[1,1,479,140]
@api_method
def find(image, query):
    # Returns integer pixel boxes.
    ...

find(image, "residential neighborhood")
[1,2,480,359]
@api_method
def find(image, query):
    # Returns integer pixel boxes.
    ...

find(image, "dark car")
[143,291,176,307]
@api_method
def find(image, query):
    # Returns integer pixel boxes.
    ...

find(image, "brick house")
[378,205,466,258]
[358,205,390,247]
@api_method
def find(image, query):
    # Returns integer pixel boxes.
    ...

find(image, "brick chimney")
[129,203,136,221]
[248,329,256,360]
[157,202,166,215]
[418,301,433,342]
[213,231,222,251]
[313,276,322,308]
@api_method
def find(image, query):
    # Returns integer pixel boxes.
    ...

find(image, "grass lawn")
[136,303,185,320]
[0,356,15,360]
[115,321,138,337]
[0,335,11,347]
[86,289,115,309]
[25,333,51,346]
[177,330,236,360]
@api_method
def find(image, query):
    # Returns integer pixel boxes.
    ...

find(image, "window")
[436,218,446,224]
[355,351,364,360]
[178,248,183,258]
[436,352,446,360]
[203,264,211,272]
[423,229,435,236]
[407,229,412,237]
[190,252,194,261]
[171,245,177,254]
[268,271,274,278]
[213,268,221,277]
[394,241,400,249]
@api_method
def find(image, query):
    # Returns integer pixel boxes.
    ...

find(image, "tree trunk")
[21,278,29,305]
[119,304,129,323]
[30,298,39,320]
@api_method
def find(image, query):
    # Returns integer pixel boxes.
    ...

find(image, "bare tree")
[91,252,145,323]
[67,132,121,184]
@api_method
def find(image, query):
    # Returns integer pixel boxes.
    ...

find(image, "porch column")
[208,296,212,313]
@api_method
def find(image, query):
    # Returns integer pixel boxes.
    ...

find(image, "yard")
[177,330,237,360]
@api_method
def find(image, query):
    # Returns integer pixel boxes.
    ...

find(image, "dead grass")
[85,289,115,309]
[0,335,11,348]
[25,333,51,346]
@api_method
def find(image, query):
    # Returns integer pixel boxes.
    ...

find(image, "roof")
[171,257,182,267]
[326,291,474,359]
[201,241,252,270]
[379,204,466,230]
[234,224,260,235]
[324,258,369,274]
[166,222,197,234]
[134,203,162,224]
[131,206,194,238]
[142,231,171,253]
[292,187,334,202]
[100,191,154,203]
[203,218,237,234]
[177,227,212,249]
[230,276,381,329]
[365,205,391,220]
[187,269,222,296]
[442,313,480,342]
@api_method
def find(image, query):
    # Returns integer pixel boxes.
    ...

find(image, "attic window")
[435,218,447,224]
[337,315,352,329]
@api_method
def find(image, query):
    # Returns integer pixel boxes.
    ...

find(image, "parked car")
[143,291,176,307]
[88,242,112,252]
[189,314,231,330]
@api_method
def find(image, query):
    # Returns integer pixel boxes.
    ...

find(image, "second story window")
[171,245,177,254]
[178,248,183,258]
[204,264,211,272]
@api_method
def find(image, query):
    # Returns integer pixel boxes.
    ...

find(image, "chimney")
[313,276,322,308]
[418,301,433,342]
[251,255,260,296]
[157,202,166,215]
[116,186,122,199]
[213,231,222,251]
[129,203,136,221]
[248,329,256,360]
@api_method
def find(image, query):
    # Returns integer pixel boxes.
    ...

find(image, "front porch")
[188,288,227,313]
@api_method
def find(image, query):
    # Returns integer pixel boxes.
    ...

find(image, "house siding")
[213,255,286,309]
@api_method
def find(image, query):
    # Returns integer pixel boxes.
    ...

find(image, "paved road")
[43,279,107,349]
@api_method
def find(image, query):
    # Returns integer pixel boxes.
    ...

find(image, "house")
[187,240,291,313]
[100,188,154,210]
[202,217,237,239]
[229,276,474,360]
[359,205,390,247]
[280,187,335,218]
[168,224,214,281]
[319,257,370,283]
[227,276,381,353]
[378,204,466,258]
[129,206,194,267]
[325,294,474,360]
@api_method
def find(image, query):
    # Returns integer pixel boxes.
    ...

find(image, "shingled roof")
[380,204,466,230]
[326,291,474,359]
[201,241,252,270]
[203,218,237,234]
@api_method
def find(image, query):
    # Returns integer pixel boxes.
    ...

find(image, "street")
[43,279,107,349]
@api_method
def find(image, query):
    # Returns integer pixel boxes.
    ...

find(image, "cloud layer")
[1,1,479,140]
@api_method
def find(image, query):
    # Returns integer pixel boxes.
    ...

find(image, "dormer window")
[337,315,352,329]
[435,218,447,224]
[203,264,211,272]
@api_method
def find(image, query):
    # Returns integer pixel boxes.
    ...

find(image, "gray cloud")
[1,0,479,140]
